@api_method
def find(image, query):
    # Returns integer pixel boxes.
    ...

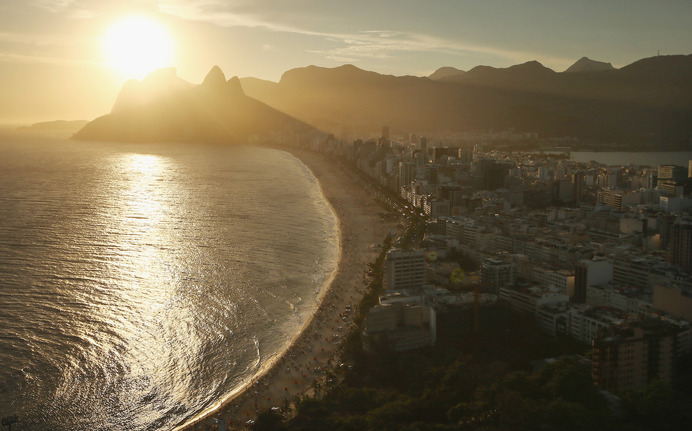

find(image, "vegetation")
[254,298,692,430]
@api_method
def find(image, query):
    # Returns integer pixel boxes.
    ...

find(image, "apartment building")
[384,248,427,290]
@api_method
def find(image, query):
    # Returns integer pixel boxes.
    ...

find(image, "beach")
[181,147,398,430]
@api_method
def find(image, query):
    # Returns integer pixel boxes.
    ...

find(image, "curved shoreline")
[180,147,396,430]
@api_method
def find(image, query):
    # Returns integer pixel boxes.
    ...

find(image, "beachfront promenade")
[182,147,399,430]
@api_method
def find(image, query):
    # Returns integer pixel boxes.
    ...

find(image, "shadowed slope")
[240,55,692,144]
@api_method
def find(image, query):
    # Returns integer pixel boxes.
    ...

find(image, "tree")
[621,380,692,431]
[1,416,18,431]
[252,409,286,431]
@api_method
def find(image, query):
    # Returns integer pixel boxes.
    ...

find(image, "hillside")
[73,55,692,146]
[240,55,692,145]
[73,66,314,143]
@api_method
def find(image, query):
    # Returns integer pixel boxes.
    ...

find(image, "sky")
[1,0,690,123]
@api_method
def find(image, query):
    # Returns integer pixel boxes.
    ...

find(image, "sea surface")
[0,134,339,430]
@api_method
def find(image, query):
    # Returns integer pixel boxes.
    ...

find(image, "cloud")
[156,1,574,69]
[0,50,98,66]
[32,0,78,13]
[0,31,74,46]
[0,29,97,66]
[157,0,296,31]
[310,29,573,69]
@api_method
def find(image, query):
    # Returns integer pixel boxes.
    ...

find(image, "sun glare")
[103,16,174,80]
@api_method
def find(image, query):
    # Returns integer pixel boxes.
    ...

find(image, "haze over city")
[1,0,691,123]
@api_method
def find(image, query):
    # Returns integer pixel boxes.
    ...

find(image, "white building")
[363,302,436,352]
[586,283,653,315]
[384,248,427,290]
[499,285,568,316]
[532,266,575,295]
[565,305,626,345]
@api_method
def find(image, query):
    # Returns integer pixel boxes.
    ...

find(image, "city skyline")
[1,0,691,123]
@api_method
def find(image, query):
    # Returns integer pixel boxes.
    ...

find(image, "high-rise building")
[572,171,586,204]
[425,164,439,185]
[593,320,681,394]
[658,180,685,197]
[573,258,613,303]
[659,213,678,250]
[384,248,427,290]
[670,218,692,271]
[480,258,517,294]
[658,164,687,182]
[459,147,473,164]
[398,160,417,191]
[419,136,428,162]
[482,161,509,191]
[431,147,459,163]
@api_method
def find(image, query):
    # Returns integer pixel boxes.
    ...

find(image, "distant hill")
[18,120,90,138]
[21,120,89,133]
[75,55,692,146]
[110,67,192,113]
[564,57,615,73]
[73,67,314,143]
[239,55,692,145]
[428,67,465,81]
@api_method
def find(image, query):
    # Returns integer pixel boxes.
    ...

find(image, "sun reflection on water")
[103,152,198,408]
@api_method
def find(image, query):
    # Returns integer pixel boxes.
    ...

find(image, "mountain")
[18,120,89,138]
[20,120,89,133]
[428,67,465,81]
[75,55,692,146]
[110,67,192,113]
[564,57,615,73]
[239,55,692,145]
[73,67,314,143]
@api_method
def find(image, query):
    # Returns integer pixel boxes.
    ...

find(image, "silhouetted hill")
[20,120,89,133]
[17,120,89,139]
[240,55,692,145]
[73,67,314,143]
[428,67,465,81]
[238,77,278,104]
[564,57,615,73]
[111,67,192,113]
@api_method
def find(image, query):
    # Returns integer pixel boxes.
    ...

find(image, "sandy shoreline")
[181,147,397,430]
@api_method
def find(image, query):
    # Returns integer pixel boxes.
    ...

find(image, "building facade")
[592,321,680,394]
[384,248,427,290]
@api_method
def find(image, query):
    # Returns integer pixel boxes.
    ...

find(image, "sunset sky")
[1,0,690,123]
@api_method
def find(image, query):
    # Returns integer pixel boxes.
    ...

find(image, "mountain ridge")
[564,57,615,73]
[238,54,692,144]
[75,54,692,146]
[73,67,314,143]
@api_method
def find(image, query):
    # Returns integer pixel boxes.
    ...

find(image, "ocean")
[0,134,339,430]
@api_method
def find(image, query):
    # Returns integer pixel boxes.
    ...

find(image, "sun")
[103,15,175,80]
